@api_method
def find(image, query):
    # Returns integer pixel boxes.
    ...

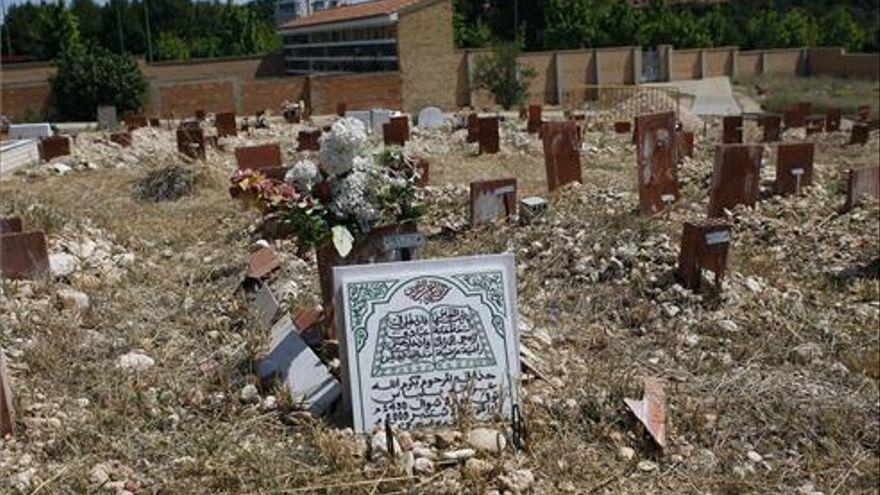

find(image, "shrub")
[472,40,536,111]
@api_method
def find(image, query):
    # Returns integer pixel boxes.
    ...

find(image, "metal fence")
[561,85,681,124]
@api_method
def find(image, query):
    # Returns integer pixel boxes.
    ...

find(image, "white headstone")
[333,254,521,432]
[7,123,52,140]
[370,109,393,135]
[0,140,40,177]
[258,316,341,415]
[417,107,446,129]
[345,111,373,134]
[97,106,118,130]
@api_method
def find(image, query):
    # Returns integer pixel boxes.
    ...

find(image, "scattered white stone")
[745,277,763,293]
[717,319,739,332]
[441,448,475,461]
[414,457,435,474]
[746,450,763,463]
[464,457,493,477]
[618,446,635,460]
[498,469,535,493]
[57,288,90,312]
[49,253,79,277]
[465,427,506,453]
[371,430,402,459]
[52,163,72,175]
[239,384,260,404]
[637,460,658,472]
[116,351,155,372]
[791,342,824,364]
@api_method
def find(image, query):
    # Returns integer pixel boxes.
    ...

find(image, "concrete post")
[632,46,642,84]
[594,49,602,102]
[730,47,739,80]
[660,45,673,82]
[466,50,476,108]
[554,52,563,106]
[232,77,243,114]
[760,51,767,74]
[699,49,706,79]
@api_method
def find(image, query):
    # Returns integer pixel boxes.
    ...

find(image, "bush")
[472,41,536,111]
[50,45,148,121]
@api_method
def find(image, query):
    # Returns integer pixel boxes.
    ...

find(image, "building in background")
[275,0,374,27]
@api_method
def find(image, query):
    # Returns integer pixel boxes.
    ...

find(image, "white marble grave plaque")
[417,107,446,129]
[97,106,118,130]
[333,254,521,432]
[345,111,373,134]
[370,109,393,135]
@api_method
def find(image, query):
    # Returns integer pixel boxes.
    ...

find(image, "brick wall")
[153,81,236,117]
[309,72,402,115]
[397,0,461,113]
[809,48,880,80]
[241,78,308,115]
[0,84,51,121]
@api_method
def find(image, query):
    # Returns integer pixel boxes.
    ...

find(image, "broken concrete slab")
[842,166,880,212]
[624,377,667,449]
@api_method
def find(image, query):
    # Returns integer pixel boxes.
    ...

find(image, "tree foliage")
[472,41,536,110]
[2,0,280,61]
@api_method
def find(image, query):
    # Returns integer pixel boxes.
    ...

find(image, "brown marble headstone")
[110,132,132,147]
[760,114,782,143]
[383,115,410,146]
[124,114,148,131]
[470,178,517,226]
[337,103,347,117]
[216,112,237,138]
[722,115,743,144]
[176,127,206,160]
[542,121,582,192]
[478,117,500,155]
[848,123,870,146]
[825,108,842,132]
[0,230,50,280]
[708,144,763,217]
[676,221,732,291]
[0,350,13,437]
[775,142,814,196]
[466,113,479,143]
[297,129,322,152]
[842,166,880,212]
[676,130,694,158]
[805,115,825,135]
[235,143,283,174]
[614,121,632,134]
[783,107,806,128]
[635,111,679,214]
[527,105,542,134]
[39,136,71,161]
[796,102,812,116]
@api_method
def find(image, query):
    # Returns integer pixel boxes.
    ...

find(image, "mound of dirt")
[132,164,199,202]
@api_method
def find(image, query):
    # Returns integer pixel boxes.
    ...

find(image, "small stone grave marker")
[258,316,341,415]
[759,114,782,143]
[251,280,279,329]
[297,129,322,152]
[235,143,283,172]
[383,115,409,146]
[0,217,24,235]
[775,142,814,196]
[195,109,206,121]
[470,178,517,226]
[1,349,13,437]
[124,114,148,131]
[176,127,206,160]
[708,144,763,217]
[825,108,842,132]
[478,117,500,155]
[519,196,547,221]
[676,130,694,159]
[0,230,50,280]
[8,123,51,140]
[542,121,582,192]
[370,109,393,135]
[527,105,542,134]
[676,221,731,291]
[842,166,880,212]
[796,102,812,116]
[722,115,743,144]
[246,247,281,280]
[783,107,806,128]
[614,121,632,134]
[332,253,521,432]
[848,123,870,146]
[636,111,679,214]
[417,106,446,129]
[466,113,479,143]
[110,132,132,147]
[216,112,237,138]
[337,103,347,117]
[39,136,71,161]
[97,105,118,130]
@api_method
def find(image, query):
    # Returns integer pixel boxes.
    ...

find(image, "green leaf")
[331,225,354,258]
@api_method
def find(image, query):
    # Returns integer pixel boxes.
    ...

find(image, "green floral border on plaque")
[348,280,397,352]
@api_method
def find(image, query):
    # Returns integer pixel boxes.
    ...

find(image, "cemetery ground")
[736,73,879,117]
[1,94,879,492]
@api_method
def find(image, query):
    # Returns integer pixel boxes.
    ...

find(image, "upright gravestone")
[383,115,410,146]
[805,115,825,135]
[842,166,880,212]
[466,113,480,143]
[775,142,814,196]
[370,109,393,136]
[418,107,446,129]
[235,143,283,172]
[760,114,782,143]
[676,221,732,291]
[849,123,870,146]
[825,108,842,132]
[676,130,694,159]
[708,144,763,218]
[527,105,542,134]
[542,121,582,192]
[783,107,806,129]
[478,117,500,155]
[216,112,237,138]
[722,115,743,144]
[636,111,679,214]
[176,127,206,160]
[0,231,50,280]
[97,105,118,130]
[298,129,322,152]
[333,254,521,432]
[470,178,517,226]
[39,136,71,161]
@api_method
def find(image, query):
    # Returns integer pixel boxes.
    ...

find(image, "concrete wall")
[519,52,558,104]
[809,48,880,80]
[738,51,763,77]
[703,48,735,78]
[672,49,701,80]
[762,48,806,74]
[557,50,597,107]
[397,0,461,113]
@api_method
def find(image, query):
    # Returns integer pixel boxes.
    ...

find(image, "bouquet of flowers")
[229,117,426,257]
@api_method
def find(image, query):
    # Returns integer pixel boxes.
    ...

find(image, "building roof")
[280,0,427,30]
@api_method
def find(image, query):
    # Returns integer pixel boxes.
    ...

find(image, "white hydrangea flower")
[329,169,380,222]
[284,159,320,192]
[319,117,368,176]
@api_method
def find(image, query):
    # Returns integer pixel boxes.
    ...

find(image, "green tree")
[597,0,645,47]
[819,7,865,52]
[781,9,820,47]
[745,10,788,49]
[543,0,601,50]
[472,40,536,110]
[156,31,190,60]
